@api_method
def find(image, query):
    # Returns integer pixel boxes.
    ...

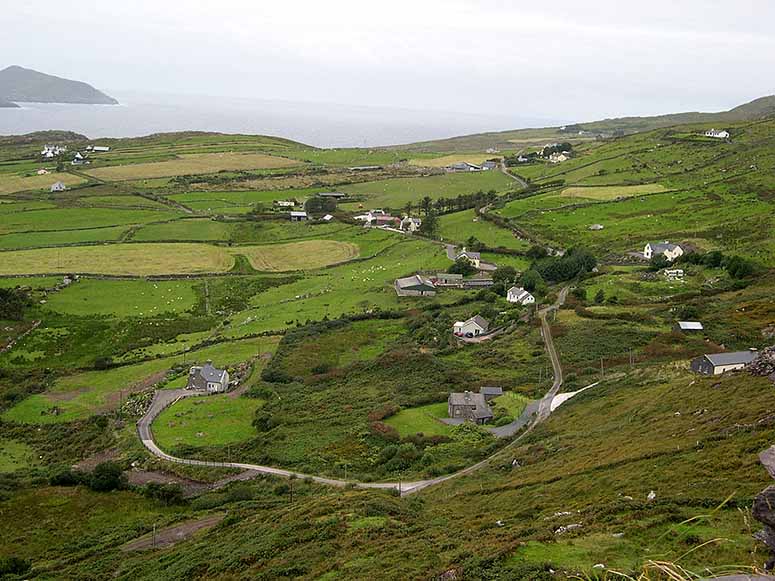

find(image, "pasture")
[559,183,667,200]
[0,440,37,472]
[0,172,86,195]
[153,395,265,448]
[0,243,234,276]
[43,279,199,317]
[408,154,497,168]
[236,240,359,272]
[131,219,233,242]
[338,171,514,209]
[0,225,129,250]
[384,402,451,437]
[85,152,302,181]
[0,207,176,235]
[437,209,530,250]
[2,337,273,424]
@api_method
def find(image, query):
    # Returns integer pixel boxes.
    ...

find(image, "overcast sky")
[4,0,775,122]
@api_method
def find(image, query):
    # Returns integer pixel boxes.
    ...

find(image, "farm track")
[136,289,569,497]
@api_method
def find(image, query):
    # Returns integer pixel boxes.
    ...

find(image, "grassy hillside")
[0,119,773,580]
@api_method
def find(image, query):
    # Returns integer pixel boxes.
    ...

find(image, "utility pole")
[600,357,604,379]
[289,479,294,505]
[152,523,156,549]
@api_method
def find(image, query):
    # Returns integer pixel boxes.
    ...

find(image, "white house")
[354,209,386,222]
[663,268,685,281]
[507,286,535,305]
[186,361,230,393]
[322,214,334,222]
[37,169,49,175]
[50,181,67,192]
[676,321,703,332]
[705,129,730,139]
[456,248,481,268]
[453,315,490,337]
[548,152,570,164]
[692,350,757,375]
[92,145,110,152]
[274,200,296,208]
[588,223,604,231]
[400,216,422,232]
[290,211,309,222]
[644,241,684,262]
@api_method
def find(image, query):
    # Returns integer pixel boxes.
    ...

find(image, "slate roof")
[704,350,757,367]
[195,362,227,383]
[395,274,435,290]
[467,315,490,330]
[480,386,503,397]
[448,391,493,419]
[649,241,680,253]
[457,250,481,260]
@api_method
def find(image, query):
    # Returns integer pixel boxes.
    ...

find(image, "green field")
[0,242,234,276]
[437,209,530,250]
[0,207,177,235]
[43,279,199,317]
[339,171,514,209]
[237,240,359,271]
[384,402,452,437]
[0,225,130,249]
[131,219,232,241]
[153,394,265,448]
[0,440,37,472]
[2,337,273,424]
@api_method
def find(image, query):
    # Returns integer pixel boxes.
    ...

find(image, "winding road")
[136,288,569,496]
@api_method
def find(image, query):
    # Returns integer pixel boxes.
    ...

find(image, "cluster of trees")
[411,189,498,217]
[532,247,597,283]
[0,288,31,320]
[49,460,127,492]
[304,195,337,215]
[541,142,573,157]
[672,249,757,279]
[447,256,478,276]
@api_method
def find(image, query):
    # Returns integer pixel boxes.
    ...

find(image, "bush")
[143,482,186,505]
[49,466,83,487]
[261,367,293,384]
[273,483,290,496]
[0,556,31,577]
[88,461,126,492]
[310,363,332,375]
[226,484,255,502]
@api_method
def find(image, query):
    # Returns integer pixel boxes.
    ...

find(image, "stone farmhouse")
[448,391,493,424]
[394,274,436,297]
[187,360,230,393]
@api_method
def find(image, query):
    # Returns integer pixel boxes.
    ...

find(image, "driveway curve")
[136,288,569,496]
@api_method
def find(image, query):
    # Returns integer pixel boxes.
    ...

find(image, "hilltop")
[398,94,775,152]
[0,65,118,105]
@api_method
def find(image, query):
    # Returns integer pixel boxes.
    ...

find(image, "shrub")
[143,483,186,505]
[88,461,126,492]
[49,466,83,487]
[0,556,31,577]
[273,483,290,496]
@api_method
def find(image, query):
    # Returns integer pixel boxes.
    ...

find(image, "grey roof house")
[50,181,66,192]
[187,361,230,393]
[448,387,498,424]
[691,350,757,375]
[394,274,436,297]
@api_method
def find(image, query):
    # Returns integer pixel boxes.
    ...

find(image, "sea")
[0,91,564,148]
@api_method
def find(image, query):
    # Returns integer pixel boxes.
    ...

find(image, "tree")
[724,255,755,279]
[420,196,433,216]
[492,266,517,285]
[526,245,548,261]
[88,461,126,492]
[649,254,670,271]
[305,196,337,215]
[594,289,605,304]
[0,288,31,321]
[571,287,587,302]
[520,269,544,293]
[404,201,413,216]
[418,212,438,237]
[448,256,477,276]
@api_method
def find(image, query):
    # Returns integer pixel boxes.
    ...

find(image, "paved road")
[500,159,529,189]
[136,288,570,496]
